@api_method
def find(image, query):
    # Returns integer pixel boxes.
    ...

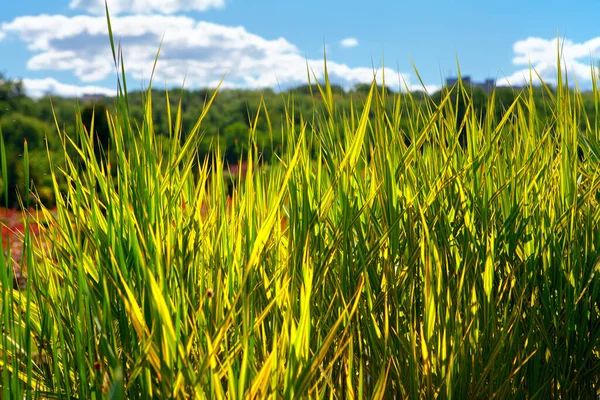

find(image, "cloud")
[70,0,225,15]
[0,14,409,92]
[340,37,358,48]
[22,77,116,98]
[0,32,5,41]
[497,37,600,87]
[411,83,441,94]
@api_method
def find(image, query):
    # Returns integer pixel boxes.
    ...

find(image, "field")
[1,20,600,398]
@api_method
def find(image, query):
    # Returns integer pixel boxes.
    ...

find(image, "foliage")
[0,113,62,205]
[80,103,111,159]
[1,69,599,209]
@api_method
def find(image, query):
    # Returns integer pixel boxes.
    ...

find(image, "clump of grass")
[1,12,600,398]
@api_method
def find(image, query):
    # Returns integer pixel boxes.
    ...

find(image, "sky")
[1,0,600,98]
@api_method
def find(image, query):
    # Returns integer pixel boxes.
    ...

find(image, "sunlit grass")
[1,12,600,399]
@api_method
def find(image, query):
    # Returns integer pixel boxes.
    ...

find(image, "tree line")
[0,73,593,207]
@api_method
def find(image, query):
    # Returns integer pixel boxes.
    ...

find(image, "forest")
[0,72,591,207]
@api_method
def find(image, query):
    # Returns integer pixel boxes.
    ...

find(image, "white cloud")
[22,77,115,98]
[0,14,410,92]
[411,83,441,94]
[70,0,225,15]
[498,37,600,87]
[340,37,358,48]
[0,32,5,41]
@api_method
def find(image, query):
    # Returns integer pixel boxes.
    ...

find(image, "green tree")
[0,113,53,206]
[223,121,249,163]
[81,103,111,162]
[0,113,48,150]
[0,74,32,119]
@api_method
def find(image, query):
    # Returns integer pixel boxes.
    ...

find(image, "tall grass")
[1,15,600,398]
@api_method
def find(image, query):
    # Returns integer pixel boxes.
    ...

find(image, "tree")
[0,113,48,150]
[0,74,29,119]
[81,103,111,162]
[0,73,25,100]
[0,113,53,206]
[223,121,249,163]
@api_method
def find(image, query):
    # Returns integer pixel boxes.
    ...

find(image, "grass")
[1,13,600,398]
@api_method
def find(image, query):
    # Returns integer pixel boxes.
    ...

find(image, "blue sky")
[1,0,600,97]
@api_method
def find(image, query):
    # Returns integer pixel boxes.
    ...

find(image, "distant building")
[446,77,459,87]
[445,76,495,93]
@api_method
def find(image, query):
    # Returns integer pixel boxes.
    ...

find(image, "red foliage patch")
[1,207,53,290]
